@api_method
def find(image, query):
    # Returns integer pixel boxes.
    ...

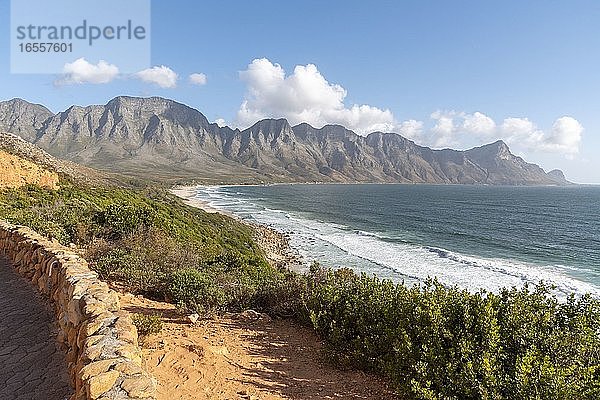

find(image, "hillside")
[0,97,570,185]
[0,131,141,187]
[0,149,59,189]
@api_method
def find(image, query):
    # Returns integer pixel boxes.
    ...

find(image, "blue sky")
[1,0,599,183]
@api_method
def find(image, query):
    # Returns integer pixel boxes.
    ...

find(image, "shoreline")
[170,186,231,215]
[170,185,303,271]
[171,184,600,299]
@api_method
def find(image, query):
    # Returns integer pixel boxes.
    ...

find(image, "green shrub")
[132,313,163,337]
[0,180,271,301]
[253,271,308,318]
[94,202,157,238]
[303,265,600,399]
[168,268,226,315]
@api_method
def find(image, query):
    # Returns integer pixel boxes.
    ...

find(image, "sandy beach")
[170,185,303,271]
[170,186,227,214]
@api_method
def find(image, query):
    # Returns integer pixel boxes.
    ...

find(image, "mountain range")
[0,96,569,185]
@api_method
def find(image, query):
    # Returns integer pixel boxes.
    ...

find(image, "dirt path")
[120,293,399,400]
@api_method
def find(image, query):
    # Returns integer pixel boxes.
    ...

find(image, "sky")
[1,0,599,183]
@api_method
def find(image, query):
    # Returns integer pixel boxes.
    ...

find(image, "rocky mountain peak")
[248,118,292,132]
[105,96,211,128]
[244,118,295,144]
[492,139,510,153]
[292,123,359,143]
[547,169,568,183]
[0,97,572,185]
[0,99,54,142]
[467,140,514,161]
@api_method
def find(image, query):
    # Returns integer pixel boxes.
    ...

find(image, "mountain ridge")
[0,96,571,185]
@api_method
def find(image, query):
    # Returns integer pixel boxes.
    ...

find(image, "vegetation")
[132,313,163,337]
[304,266,600,400]
[0,181,271,299]
[1,180,599,399]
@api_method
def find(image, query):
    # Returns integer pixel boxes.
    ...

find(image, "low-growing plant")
[94,202,157,239]
[303,265,600,399]
[132,313,163,337]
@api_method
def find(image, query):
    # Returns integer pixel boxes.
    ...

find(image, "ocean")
[191,184,600,297]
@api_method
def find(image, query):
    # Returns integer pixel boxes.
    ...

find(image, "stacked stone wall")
[0,221,157,400]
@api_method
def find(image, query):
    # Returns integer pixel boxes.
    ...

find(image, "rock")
[239,309,261,321]
[121,375,157,398]
[209,345,230,356]
[187,313,200,324]
[116,343,143,365]
[86,370,120,399]
[239,309,271,323]
[186,344,204,357]
[114,360,144,376]
[79,360,116,380]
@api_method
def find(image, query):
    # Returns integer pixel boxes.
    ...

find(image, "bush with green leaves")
[168,268,226,315]
[94,202,157,238]
[303,265,600,399]
[0,181,270,299]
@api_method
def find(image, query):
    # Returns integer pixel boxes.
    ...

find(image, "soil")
[119,293,400,400]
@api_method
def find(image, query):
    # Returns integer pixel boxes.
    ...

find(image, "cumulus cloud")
[543,117,583,157]
[429,110,500,147]
[425,111,583,157]
[430,111,458,147]
[397,119,424,139]
[189,73,207,86]
[229,57,582,157]
[499,117,544,146]
[214,118,227,127]
[236,58,397,134]
[57,58,119,85]
[463,112,496,136]
[134,66,178,88]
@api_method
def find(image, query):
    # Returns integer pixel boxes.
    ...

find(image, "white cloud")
[189,73,207,86]
[214,118,226,127]
[134,66,178,88]
[237,58,396,134]
[397,119,423,139]
[543,116,583,156]
[57,58,119,85]
[498,116,583,158]
[462,112,496,136]
[233,58,582,158]
[429,110,499,147]
[425,111,583,157]
[430,110,457,147]
[499,117,544,147]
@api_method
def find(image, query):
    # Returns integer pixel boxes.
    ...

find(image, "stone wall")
[0,221,157,400]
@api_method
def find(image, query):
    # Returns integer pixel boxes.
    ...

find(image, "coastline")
[170,186,231,214]
[171,184,600,298]
[170,185,303,271]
